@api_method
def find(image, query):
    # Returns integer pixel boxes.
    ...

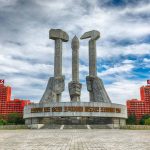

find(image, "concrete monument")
[40,29,69,103]
[81,30,111,103]
[24,29,127,129]
[68,36,82,102]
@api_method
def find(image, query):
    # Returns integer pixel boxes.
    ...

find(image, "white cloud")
[0,54,52,75]
[106,79,146,104]
[121,2,150,14]
[143,58,150,68]
[96,43,150,58]
[99,64,134,77]
[122,59,134,64]
[0,0,17,8]
[143,58,150,63]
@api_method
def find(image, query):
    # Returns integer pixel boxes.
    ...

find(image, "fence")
[120,125,150,130]
[0,125,29,129]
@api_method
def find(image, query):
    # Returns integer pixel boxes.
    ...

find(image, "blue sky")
[0,0,150,104]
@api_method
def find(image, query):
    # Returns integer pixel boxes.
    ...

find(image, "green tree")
[126,114,137,125]
[0,119,7,125]
[144,118,150,125]
[139,114,150,125]
[7,113,25,125]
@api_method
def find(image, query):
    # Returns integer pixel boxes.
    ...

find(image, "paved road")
[0,129,150,150]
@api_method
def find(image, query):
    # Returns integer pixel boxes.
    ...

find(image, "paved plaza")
[0,129,150,150]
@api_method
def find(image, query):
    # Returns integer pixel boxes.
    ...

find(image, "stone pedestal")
[86,76,111,103]
[68,81,82,102]
[40,76,65,103]
[40,29,69,103]
[68,36,82,102]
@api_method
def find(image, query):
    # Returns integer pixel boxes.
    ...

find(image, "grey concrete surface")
[24,102,127,119]
[40,29,69,103]
[80,30,111,103]
[0,129,150,150]
[68,36,82,102]
[80,30,100,77]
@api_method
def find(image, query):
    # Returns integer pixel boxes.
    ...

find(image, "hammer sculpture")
[40,29,69,103]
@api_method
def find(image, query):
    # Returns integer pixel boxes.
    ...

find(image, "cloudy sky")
[0,0,150,104]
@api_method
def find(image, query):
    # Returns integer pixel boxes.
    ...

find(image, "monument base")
[25,117,126,129]
[24,102,127,129]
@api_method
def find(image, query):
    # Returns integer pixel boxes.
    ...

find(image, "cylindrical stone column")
[89,40,97,77]
[68,36,82,102]
[54,39,62,77]
[72,36,79,82]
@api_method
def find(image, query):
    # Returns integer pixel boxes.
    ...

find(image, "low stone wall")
[24,102,127,126]
[27,124,44,129]
[120,125,150,130]
[0,125,29,129]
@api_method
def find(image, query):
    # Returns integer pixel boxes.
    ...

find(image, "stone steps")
[63,125,87,129]
[90,125,112,129]
[41,124,61,129]
[40,124,112,129]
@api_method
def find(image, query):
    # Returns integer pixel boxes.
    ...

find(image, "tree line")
[0,113,24,125]
[126,114,150,125]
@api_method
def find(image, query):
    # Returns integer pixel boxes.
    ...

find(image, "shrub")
[139,114,150,125]
[126,114,137,125]
[7,113,25,125]
[144,118,150,125]
[0,119,7,125]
